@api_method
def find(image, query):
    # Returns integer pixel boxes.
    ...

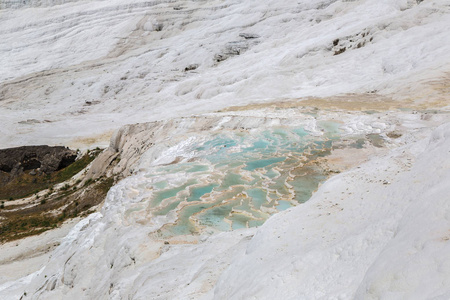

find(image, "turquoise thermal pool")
[126,121,378,238]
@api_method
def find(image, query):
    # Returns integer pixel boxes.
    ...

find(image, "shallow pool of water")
[131,122,378,237]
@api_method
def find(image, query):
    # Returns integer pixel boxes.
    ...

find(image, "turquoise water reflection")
[187,184,218,202]
[140,121,372,238]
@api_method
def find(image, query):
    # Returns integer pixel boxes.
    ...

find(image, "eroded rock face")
[0,145,76,176]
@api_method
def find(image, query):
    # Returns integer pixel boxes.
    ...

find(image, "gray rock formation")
[239,33,260,39]
[0,145,77,175]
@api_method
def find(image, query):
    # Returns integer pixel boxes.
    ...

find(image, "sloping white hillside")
[0,0,449,299]
[0,109,448,300]
[214,123,450,299]
[1,0,449,147]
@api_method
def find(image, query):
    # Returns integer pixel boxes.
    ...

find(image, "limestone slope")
[1,0,449,299]
[1,0,449,147]
[1,110,448,300]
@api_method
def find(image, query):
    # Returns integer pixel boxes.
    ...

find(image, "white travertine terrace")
[1,0,449,148]
[1,0,449,299]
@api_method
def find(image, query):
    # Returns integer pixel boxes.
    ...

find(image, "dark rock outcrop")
[184,64,199,72]
[0,145,77,175]
[239,33,260,39]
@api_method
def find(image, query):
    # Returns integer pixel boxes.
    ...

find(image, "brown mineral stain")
[69,131,114,149]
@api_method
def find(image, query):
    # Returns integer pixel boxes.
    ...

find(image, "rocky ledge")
[0,145,76,178]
